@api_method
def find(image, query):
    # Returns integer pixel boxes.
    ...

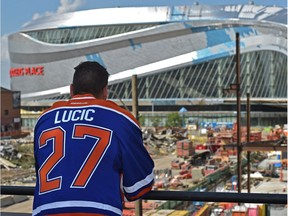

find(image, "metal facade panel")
[7,4,287,102]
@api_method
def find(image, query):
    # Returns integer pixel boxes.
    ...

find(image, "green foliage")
[139,115,145,126]
[151,116,160,127]
[166,113,182,127]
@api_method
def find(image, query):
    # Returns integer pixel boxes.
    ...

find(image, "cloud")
[23,0,85,27]
[31,11,54,21]
[57,0,85,14]
[3,0,85,89]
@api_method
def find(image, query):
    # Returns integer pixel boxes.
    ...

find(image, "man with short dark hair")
[72,61,109,98]
[33,61,154,216]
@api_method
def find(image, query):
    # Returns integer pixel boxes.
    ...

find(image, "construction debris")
[0,157,17,170]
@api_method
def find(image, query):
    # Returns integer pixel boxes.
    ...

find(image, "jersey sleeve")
[118,120,154,201]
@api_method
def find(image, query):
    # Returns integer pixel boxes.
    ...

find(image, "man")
[33,61,154,216]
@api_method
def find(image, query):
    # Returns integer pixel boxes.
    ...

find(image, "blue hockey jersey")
[33,94,154,216]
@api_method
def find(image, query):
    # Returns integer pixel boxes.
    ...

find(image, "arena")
[7,3,287,127]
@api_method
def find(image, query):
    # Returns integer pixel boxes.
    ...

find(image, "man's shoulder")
[102,100,139,127]
[39,100,69,116]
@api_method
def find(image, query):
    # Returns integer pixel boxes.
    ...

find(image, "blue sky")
[1,0,287,89]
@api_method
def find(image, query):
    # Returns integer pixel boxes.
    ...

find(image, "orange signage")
[10,66,44,77]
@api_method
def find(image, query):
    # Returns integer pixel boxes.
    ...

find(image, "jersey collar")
[72,94,96,100]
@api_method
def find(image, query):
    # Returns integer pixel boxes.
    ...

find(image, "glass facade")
[108,51,287,100]
[25,24,158,44]
[139,111,287,128]
[19,18,287,129]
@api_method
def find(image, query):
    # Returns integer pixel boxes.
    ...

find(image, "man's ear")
[70,84,74,97]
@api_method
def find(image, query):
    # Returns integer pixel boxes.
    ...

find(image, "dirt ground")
[1,169,35,185]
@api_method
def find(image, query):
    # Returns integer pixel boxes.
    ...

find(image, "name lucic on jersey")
[54,109,95,124]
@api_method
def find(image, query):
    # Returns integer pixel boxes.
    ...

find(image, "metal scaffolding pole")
[236,32,242,193]
[132,74,142,216]
[247,93,251,193]
[132,74,139,120]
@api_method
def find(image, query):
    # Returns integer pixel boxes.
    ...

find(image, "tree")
[139,115,145,126]
[166,113,182,127]
[151,116,160,127]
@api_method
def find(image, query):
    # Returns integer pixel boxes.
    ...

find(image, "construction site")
[1,121,287,216]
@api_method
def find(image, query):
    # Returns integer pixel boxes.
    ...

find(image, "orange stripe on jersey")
[126,185,153,201]
[41,94,139,127]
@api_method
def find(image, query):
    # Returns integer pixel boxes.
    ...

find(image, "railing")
[1,185,287,215]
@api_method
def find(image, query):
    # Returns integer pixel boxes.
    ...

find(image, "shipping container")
[268,204,287,216]
[258,204,266,216]
[232,205,247,216]
[177,139,193,149]
[176,139,195,158]
[247,207,258,216]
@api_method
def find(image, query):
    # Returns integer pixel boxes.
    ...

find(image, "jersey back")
[33,95,154,216]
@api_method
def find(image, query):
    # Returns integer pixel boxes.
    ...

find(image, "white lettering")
[71,110,81,121]
[62,110,72,123]
[85,109,95,121]
[80,110,86,120]
[54,109,95,124]
[54,111,61,124]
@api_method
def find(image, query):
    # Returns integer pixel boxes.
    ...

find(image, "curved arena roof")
[8,4,287,105]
